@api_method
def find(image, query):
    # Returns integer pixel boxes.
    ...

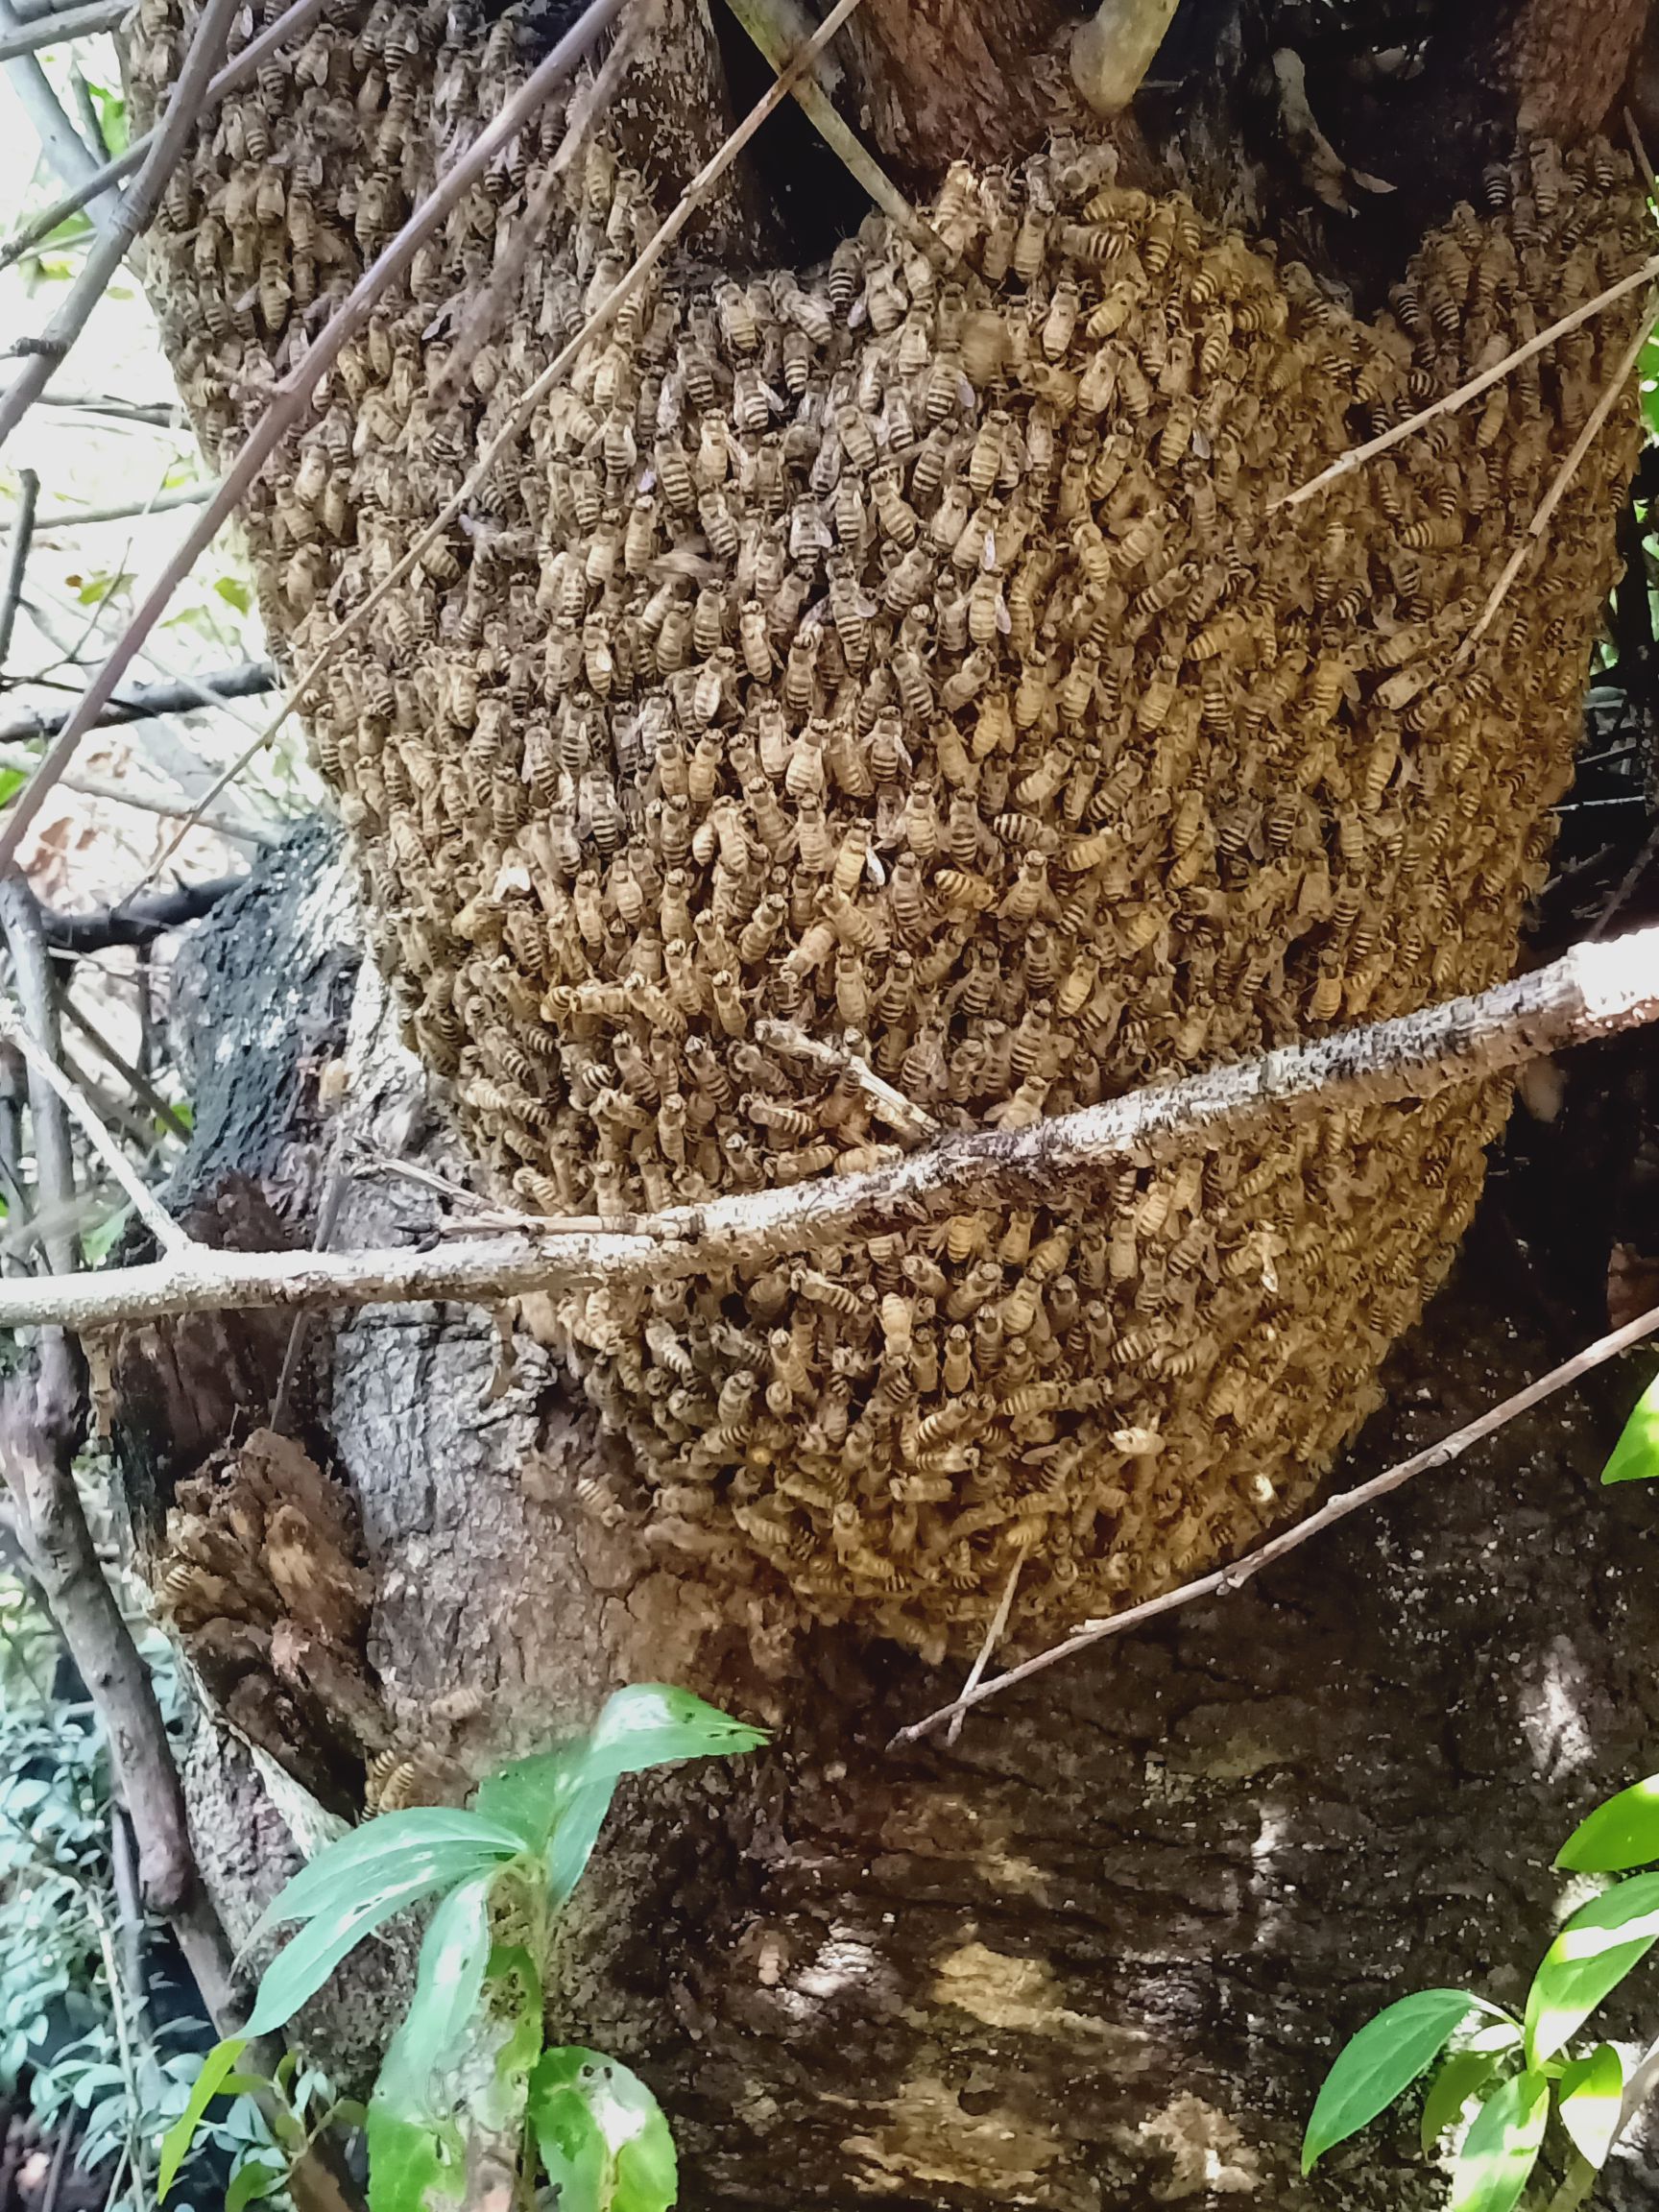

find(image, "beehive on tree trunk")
[130,0,1646,1660]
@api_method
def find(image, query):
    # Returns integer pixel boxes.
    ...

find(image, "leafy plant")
[164,1684,766,2212]
[1305,1380,1659,2206]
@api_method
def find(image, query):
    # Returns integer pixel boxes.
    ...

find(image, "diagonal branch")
[0,0,129,58]
[0,0,627,874]
[0,916,1656,1332]
[0,662,276,743]
[0,468,39,674]
[0,0,240,454]
[890,1290,1659,1747]
[0,0,329,272]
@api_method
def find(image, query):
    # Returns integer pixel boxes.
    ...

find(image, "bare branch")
[38,874,241,952]
[0,0,240,454]
[1456,292,1656,663]
[890,1290,1659,1747]
[0,1001,189,1250]
[232,0,876,801]
[3,918,1659,1332]
[0,873,77,1272]
[0,0,329,271]
[34,483,217,532]
[0,0,125,242]
[0,0,626,875]
[0,1,129,58]
[0,740,273,840]
[0,468,39,672]
[0,662,275,742]
[59,993,191,1142]
[1276,248,1659,512]
[718,0,929,242]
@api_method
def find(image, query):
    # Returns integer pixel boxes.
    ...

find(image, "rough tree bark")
[103,0,1659,2205]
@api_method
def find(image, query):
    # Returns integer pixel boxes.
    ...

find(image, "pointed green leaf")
[366,2104,465,2212]
[1525,1872,1659,2063]
[1303,1990,1478,2172]
[244,1866,476,2039]
[488,1946,544,2094]
[226,2154,286,2212]
[1449,2072,1548,2212]
[527,2048,677,2212]
[157,2038,248,2199]
[547,1772,620,1909]
[248,1808,524,1941]
[1557,2044,1624,2169]
[474,1752,575,1849]
[376,1874,495,2124]
[585,1685,767,1782]
[1601,1372,1659,1483]
[1558,1777,1659,1872]
[1420,2051,1504,2153]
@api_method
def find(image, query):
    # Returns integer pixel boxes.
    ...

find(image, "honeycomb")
[128,0,1647,1659]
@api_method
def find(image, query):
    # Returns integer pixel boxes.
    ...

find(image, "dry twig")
[1456,294,1656,663]
[890,1290,1659,1747]
[0,0,625,874]
[0,0,127,59]
[0,0,242,452]
[1,916,1657,1332]
[0,468,38,672]
[0,661,274,742]
[1276,249,1659,511]
[0,0,331,270]
[0,1004,187,1250]
[161,0,875,863]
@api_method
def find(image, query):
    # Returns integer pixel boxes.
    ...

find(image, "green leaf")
[226,2154,285,2212]
[366,2104,465,2212]
[585,1684,767,1783]
[375,1875,495,2124]
[488,1946,544,2095]
[1601,1372,1659,1483]
[1420,2050,1504,2152]
[244,1864,492,2040]
[527,2048,677,2212]
[156,2038,247,2200]
[1525,1871,1659,2063]
[1303,1990,1478,2172]
[1449,2071,1549,2212]
[214,575,252,613]
[248,1808,525,1941]
[1558,1777,1659,1872]
[474,1751,579,1848]
[547,1772,621,1909]
[1557,2043,1623,2169]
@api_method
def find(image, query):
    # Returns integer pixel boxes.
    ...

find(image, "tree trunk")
[108,0,1659,2203]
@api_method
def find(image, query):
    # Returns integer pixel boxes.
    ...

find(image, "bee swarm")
[131,0,1645,1660]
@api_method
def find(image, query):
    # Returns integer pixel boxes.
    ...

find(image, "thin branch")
[1456,294,1657,664]
[0,1,129,59]
[0,874,77,1272]
[717,0,929,242]
[442,0,658,395]
[0,467,39,672]
[1275,249,1659,512]
[891,1291,1659,1748]
[4,916,1659,1331]
[945,1552,1021,1746]
[0,741,274,841]
[0,661,275,741]
[0,0,331,272]
[59,993,192,1141]
[0,0,626,874]
[0,0,240,454]
[756,1015,940,1138]
[0,0,123,243]
[38,873,241,952]
[0,1001,188,1250]
[34,483,217,532]
[210,0,876,828]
